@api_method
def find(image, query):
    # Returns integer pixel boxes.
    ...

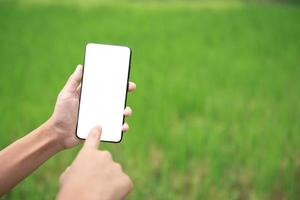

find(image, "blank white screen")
[76,43,131,142]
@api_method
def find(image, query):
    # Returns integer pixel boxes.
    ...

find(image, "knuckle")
[101,150,112,159]
[122,175,133,191]
[114,163,122,171]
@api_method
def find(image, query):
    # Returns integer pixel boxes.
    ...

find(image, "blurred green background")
[0,0,300,199]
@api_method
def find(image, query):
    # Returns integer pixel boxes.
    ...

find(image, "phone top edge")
[86,42,131,53]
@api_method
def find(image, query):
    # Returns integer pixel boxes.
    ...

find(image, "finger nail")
[93,126,102,139]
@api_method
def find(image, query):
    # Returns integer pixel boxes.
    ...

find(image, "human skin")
[56,126,133,200]
[0,65,136,196]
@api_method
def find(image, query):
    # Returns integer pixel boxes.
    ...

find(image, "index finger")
[83,126,102,149]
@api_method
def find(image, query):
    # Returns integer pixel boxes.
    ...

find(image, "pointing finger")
[83,126,102,149]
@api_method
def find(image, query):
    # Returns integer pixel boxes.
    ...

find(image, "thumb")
[83,126,102,149]
[63,64,83,92]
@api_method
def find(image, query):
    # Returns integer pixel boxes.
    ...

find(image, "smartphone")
[76,43,132,143]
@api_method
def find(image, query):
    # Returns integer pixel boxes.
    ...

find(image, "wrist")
[57,186,94,200]
[41,119,65,153]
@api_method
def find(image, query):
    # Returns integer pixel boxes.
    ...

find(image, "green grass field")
[0,1,300,199]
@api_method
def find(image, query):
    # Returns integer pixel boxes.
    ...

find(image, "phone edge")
[75,42,132,143]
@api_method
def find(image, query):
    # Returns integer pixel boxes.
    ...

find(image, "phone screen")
[76,43,131,142]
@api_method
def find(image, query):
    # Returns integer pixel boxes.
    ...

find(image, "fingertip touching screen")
[76,43,131,142]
